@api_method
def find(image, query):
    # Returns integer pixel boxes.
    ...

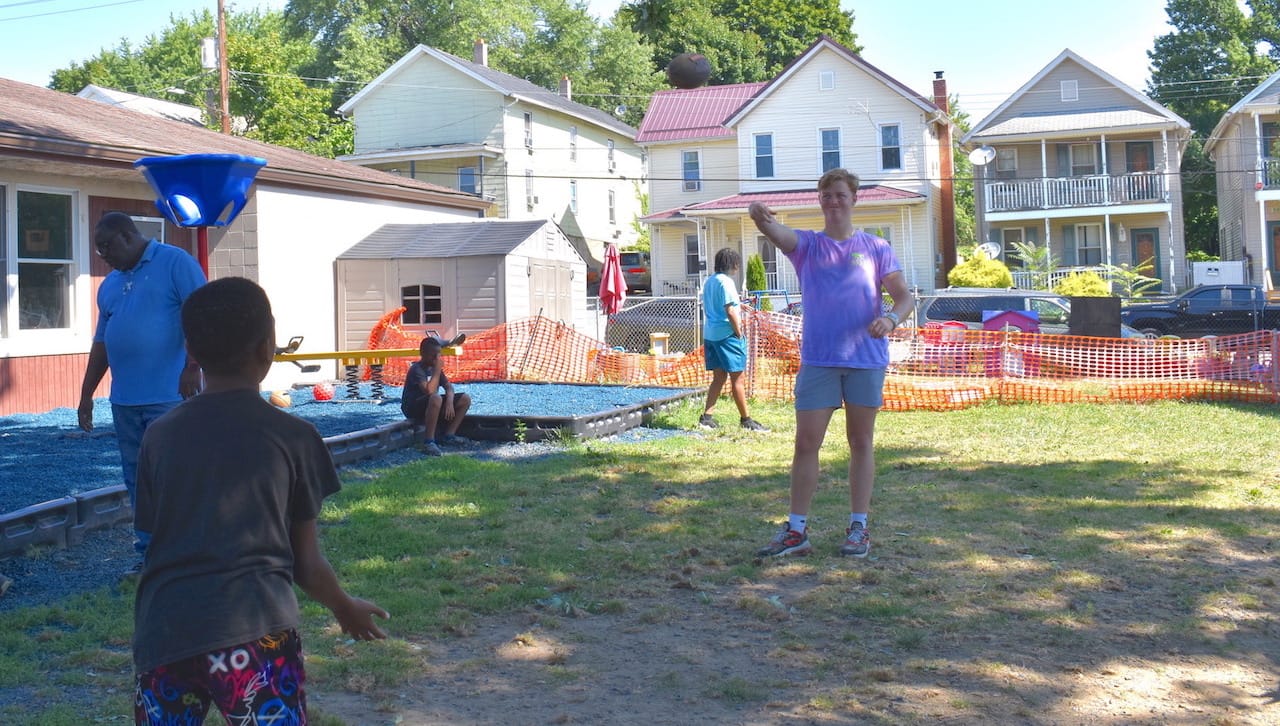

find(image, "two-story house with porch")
[962,49,1191,292]
[1205,67,1280,290]
[337,40,645,275]
[637,35,956,298]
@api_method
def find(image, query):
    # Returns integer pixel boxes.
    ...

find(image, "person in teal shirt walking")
[699,248,767,432]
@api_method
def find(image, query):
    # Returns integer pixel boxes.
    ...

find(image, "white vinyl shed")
[336,219,587,349]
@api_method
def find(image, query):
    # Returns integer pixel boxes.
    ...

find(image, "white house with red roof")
[637,36,956,297]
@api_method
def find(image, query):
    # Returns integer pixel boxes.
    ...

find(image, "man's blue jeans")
[111,401,180,556]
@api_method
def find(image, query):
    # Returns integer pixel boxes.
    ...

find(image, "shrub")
[745,254,772,311]
[948,251,1014,288]
[1054,271,1111,297]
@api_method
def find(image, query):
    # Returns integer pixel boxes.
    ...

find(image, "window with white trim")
[458,166,477,195]
[754,133,774,178]
[523,112,533,149]
[819,71,834,91]
[608,189,616,224]
[820,128,840,172]
[525,170,535,210]
[880,124,901,170]
[682,150,701,192]
[400,284,442,325]
[17,190,74,331]
[684,234,700,276]
[1060,80,1078,102]
[569,126,577,161]
[1076,223,1102,265]
[996,148,1016,173]
[1070,143,1097,176]
[1002,228,1023,268]
[0,185,6,337]
[569,180,578,214]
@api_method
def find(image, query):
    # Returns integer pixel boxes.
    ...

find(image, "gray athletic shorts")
[794,365,886,410]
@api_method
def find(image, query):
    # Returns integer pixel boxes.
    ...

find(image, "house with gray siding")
[1204,68,1280,290]
[962,49,1192,292]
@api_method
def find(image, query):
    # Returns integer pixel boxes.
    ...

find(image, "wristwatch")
[883,311,900,327]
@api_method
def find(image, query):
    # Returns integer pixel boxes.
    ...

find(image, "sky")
[0,0,1174,122]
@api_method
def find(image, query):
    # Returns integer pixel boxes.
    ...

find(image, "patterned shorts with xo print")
[135,629,307,725]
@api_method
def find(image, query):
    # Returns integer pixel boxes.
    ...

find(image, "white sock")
[850,513,868,529]
[788,514,807,533]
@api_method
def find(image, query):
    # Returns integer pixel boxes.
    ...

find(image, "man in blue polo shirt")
[77,212,206,576]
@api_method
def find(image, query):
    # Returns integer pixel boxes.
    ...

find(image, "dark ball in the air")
[666,53,712,89]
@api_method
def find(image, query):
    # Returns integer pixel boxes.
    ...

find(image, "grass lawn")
[1,399,1277,724]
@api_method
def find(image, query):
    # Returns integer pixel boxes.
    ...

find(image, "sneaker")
[756,524,811,557]
[740,418,769,432]
[698,414,719,429]
[840,523,871,558]
[439,434,469,446]
[421,441,443,457]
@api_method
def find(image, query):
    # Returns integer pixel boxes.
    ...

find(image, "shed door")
[529,260,572,322]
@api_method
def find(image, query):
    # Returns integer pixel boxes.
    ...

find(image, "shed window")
[401,284,443,325]
[18,190,74,331]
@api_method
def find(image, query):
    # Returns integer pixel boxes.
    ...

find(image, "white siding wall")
[350,61,505,153]
[734,49,936,195]
[991,58,1135,122]
[646,139,737,214]
[255,187,477,391]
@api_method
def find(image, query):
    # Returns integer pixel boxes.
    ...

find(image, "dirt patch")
[310,561,1280,725]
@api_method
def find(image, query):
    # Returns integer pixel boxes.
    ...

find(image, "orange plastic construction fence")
[363,307,1280,410]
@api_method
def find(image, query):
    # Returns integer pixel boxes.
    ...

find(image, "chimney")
[474,38,488,67]
[559,75,572,101]
[933,71,957,286]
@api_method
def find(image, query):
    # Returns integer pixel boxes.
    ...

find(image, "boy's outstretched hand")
[335,597,390,641]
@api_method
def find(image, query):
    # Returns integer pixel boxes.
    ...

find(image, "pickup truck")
[1120,284,1280,338]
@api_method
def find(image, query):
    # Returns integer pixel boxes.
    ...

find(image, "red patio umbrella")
[599,243,627,315]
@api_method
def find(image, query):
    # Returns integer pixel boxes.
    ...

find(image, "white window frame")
[879,123,901,171]
[569,180,578,215]
[523,112,534,149]
[1002,228,1023,267]
[400,283,443,326]
[820,128,841,173]
[1070,143,1097,176]
[608,189,616,225]
[819,70,834,91]
[3,184,85,354]
[682,150,702,192]
[457,166,478,195]
[607,139,616,172]
[1076,223,1102,265]
[996,148,1017,173]
[525,170,535,211]
[1060,80,1079,102]
[684,233,700,276]
[754,133,774,178]
[569,126,577,162]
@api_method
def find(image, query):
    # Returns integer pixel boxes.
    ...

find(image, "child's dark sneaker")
[421,441,443,457]
[839,523,871,557]
[740,418,768,432]
[698,414,719,429]
[439,434,469,446]
[756,523,811,557]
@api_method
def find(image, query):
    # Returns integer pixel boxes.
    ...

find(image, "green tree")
[1009,239,1057,290]
[949,95,976,252]
[1103,258,1163,298]
[745,254,771,310]
[1147,0,1279,255]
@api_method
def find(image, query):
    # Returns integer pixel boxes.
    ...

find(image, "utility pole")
[217,0,230,134]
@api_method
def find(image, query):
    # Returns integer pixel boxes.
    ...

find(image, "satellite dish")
[968,146,996,166]
[977,241,1002,259]
[613,104,628,117]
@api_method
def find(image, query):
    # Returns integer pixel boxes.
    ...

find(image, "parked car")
[1120,284,1280,338]
[605,297,699,352]
[619,250,651,293]
[917,288,1148,338]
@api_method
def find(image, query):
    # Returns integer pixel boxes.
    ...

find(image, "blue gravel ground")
[0,382,698,612]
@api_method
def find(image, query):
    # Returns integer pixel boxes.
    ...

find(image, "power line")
[0,0,141,22]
